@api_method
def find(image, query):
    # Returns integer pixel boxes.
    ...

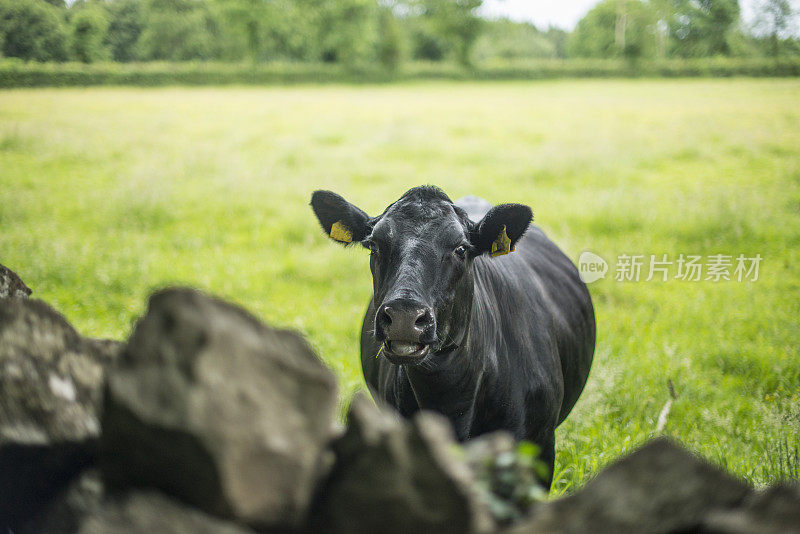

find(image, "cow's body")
[311,187,595,488]
[359,196,595,479]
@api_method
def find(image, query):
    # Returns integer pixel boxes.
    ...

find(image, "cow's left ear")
[310,190,373,245]
[470,203,533,258]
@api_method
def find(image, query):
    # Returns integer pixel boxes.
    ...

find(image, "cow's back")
[455,195,594,424]
[480,225,595,425]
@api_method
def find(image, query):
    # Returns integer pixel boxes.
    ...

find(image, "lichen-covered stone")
[310,393,494,533]
[101,287,338,530]
[18,469,104,534]
[0,263,32,299]
[0,298,122,529]
[506,438,751,534]
[702,482,800,534]
[78,490,257,534]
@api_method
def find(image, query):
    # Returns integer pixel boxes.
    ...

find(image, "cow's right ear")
[470,203,532,258]
[310,190,372,246]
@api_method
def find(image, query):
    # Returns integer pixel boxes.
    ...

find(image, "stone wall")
[1,264,798,533]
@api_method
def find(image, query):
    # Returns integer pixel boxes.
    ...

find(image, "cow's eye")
[454,245,468,258]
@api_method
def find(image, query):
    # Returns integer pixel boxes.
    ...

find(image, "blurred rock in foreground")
[0,263,32,299]
[101,288,338,530]
[24,469,256,534]
[505,438,751,534]
[2,266,798,533]
[701,482,800,534]
[76,490,258,534]
[309,393,495,534]
[19,470,103,534]
[0,295,122,529]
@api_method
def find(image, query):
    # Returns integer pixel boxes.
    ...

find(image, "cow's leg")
[539,430,556,491]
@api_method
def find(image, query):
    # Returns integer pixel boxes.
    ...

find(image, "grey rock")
[0,298,122,528]
[76,490,257,534]
[0,263,32,298]
[702,482,800,534]
[22,471,261,534]
[19,469,105,534]
[309,393,494,534]
[101,288,338,530]
[506,438,751,534]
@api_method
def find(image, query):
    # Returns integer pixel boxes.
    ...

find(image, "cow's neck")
[402,273,485,440]
[403,348,484,440]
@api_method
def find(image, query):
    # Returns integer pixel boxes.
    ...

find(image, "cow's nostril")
[415,309,433,327]
[376,306,392,339]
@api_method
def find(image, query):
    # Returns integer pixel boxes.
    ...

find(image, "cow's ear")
[470,203,533,258]
[310,190,372,246]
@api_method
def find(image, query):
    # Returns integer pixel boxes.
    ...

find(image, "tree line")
[0,0,797,67]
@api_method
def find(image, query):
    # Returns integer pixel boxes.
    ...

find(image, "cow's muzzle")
[375,299,436,365]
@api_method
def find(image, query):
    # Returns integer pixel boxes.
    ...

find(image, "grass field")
[1,79,798,494]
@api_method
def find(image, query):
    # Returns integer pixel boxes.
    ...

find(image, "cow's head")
[311,186,532,365]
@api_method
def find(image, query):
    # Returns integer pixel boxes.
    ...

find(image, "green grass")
[1,79,798,495]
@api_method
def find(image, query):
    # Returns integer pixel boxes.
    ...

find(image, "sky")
[478,0,791,32]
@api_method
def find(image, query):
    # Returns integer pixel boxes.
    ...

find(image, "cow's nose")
[376,301,434,342]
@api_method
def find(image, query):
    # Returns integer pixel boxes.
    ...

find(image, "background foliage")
[0,0,798,68]
[1,56,799,88]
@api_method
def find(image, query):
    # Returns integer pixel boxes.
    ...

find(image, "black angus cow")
[311,186,595,487]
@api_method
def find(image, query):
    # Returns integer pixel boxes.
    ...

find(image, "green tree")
[568,0,656,59]
[69,2,111,63]
[756,0,796,56]
[650,0,672,58]
[669,0,741,57]
[258,0,320,61]
[473,19,557,61]
[545,26,569,59]
[136,0,221,60]
[406,12,450,61]
[105,0,145,62]
[317,0,379,67]
[0,0,68,61]
[725,28,762,56]
[569,0,617,57]
[427,0,483,66]
[377,4,406,70]
[218,0,271,62]
[412,0,483,66]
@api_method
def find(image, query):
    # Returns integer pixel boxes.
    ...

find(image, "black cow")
[311,186,595,487]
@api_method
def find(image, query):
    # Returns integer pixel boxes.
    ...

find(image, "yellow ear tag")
[490,225,515,258]
[330,220,353,243]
